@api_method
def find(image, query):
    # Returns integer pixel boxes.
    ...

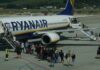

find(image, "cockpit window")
[70,18,79,24]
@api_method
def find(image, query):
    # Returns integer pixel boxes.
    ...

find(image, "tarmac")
[0,15,100,70]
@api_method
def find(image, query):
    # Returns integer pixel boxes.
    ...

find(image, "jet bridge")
[0,21,16,50]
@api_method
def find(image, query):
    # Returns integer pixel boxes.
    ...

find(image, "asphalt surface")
[0,15,100,70]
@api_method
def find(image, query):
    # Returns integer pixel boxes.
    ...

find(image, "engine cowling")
[41,33,60,45]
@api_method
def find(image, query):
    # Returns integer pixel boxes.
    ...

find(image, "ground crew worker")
[5,48,9,61]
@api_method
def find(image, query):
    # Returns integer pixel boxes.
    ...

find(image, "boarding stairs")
[0,38,16,50]
[71,23,96,40]
[79,26,96,40]
[80,28,96,40]
[0,21,16,50]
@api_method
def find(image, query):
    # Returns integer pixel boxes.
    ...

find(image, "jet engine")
[41,33,60,45]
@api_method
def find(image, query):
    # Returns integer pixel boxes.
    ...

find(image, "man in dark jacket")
[59,50,64,63]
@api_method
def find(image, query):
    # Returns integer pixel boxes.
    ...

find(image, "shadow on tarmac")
[55,43,100,47]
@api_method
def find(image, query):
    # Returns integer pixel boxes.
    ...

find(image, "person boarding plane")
[0,0,96,46]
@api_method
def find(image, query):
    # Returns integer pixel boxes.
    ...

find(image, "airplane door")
[0,21,5,34]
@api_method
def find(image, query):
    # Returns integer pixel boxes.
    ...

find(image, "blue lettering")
[24,21,30,30]
[42,20,48,27]
[11,22,18,31]
[39,20,44,28]
[9,19,48,31]
[28,20,35,29]
[16,21,23,30]
[35,20,41,29]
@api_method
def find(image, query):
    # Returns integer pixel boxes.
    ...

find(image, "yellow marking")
[13,28,48,35]
[13,24,69,35]
[70,0,75,7]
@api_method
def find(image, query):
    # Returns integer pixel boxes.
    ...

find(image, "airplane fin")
[58,0,75,15]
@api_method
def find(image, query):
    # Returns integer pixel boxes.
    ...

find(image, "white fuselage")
[0,15,73,35]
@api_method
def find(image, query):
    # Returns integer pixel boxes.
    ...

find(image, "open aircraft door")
[0,21,5,37]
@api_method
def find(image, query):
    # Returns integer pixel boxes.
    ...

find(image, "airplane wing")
[13,26,100,44]
[14,27,100,37]
[37,28,100,34]
[34,27,100,41]
[25,27,100,43]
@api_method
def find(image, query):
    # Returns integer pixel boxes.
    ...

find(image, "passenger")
[49,48,55,67]
[65,50,72,66]
[97,46,100,57]
[39,45,43,59]
[25,42,29,53]
[35,45,40,57]
[73,18,77,23]
[31,45,35,55]
[72,53,76,65]
[82,24,85,28]
[99,33,100,40]
[26,44,31,54]
[42,47,48,60]
[91,31,94,35]
[59,50,64,64]
[47,48,51,62]
[21,42,25,53]
[99,33,100,37]
[15,46,22,58]
[15,41,22,58]
[54,49,59,63]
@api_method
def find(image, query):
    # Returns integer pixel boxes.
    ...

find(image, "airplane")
[0,0,96,46]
